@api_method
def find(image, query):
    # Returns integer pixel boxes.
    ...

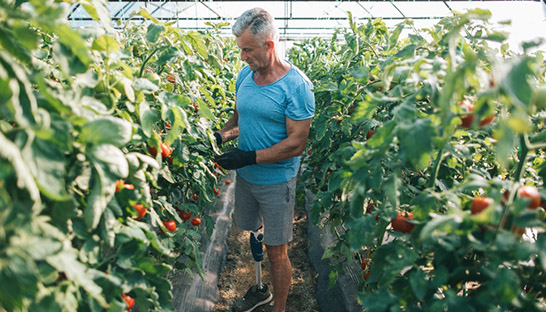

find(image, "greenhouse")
[1,1,546,312]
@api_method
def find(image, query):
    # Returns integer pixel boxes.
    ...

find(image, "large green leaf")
[146,23,165,44]
[0,132,41,207]
[80,116,132,147]
[28,138,69,201]
[398,119,434,170]
[46,250,107,307]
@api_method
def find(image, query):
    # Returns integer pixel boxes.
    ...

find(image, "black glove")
[214,148,256,170]
[213,132,223,145]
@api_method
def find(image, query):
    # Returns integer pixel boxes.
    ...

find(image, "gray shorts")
[234,174,297,246]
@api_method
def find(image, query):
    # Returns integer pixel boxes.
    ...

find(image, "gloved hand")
[214,148,256,170]
[213,132,223,146]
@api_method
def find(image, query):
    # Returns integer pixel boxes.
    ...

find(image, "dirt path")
[213,201,320,312]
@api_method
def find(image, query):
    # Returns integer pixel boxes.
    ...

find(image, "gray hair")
[232,8,278,41]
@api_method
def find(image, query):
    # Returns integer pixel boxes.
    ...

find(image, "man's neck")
[254,57,290,86]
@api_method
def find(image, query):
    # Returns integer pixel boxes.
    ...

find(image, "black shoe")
[232,284,273,312]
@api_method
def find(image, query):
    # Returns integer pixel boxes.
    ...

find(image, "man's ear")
[265,39,275,51]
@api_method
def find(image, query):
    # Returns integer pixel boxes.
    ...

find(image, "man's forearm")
[255,137,306,164]
[218,111,239,143]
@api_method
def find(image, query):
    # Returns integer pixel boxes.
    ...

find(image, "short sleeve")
[285,81,315,121]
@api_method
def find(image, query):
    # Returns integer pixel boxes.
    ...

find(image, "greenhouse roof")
[68,1,546,49]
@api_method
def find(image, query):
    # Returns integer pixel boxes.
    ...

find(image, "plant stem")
[138,47,160,78]
[429,149,447,188]
[514,134,529,182]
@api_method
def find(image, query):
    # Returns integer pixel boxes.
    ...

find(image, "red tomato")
[225,179,231,185]
[366,129,376,140]
[391,212,415,234]
[148,145,157,157]
[192,193,199,201]
[122,293,135,311]
[458,99,475,128]
[471,197,494,215]
[213,187,220,196]
[479,115,495,127]
[361,257,371,270]
[149,142,172,159]
[115,180,125,192]
[458,99,495,128]
[179,210,192,221]
[517,185,541,209]
[162,220,177,232]
[166,75,175,84]
[191,217,201,226]
[361,258,372,280]
[133,204,147,219]
[160,142,172,158]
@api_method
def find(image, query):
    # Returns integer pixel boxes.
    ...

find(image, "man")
[213,7,315,312]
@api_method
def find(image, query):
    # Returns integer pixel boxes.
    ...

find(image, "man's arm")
[217,106,240,144]
[256,117,312,164]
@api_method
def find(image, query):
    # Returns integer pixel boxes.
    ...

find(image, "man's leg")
[266,243,291,312]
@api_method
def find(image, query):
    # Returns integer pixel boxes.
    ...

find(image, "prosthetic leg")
[250,230,265,289]
[232,229,273,312]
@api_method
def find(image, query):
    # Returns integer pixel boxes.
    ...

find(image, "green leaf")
[501,57,534,109]
[91,34,119,53]
[46,250,107,307]
[140,103,160,137]
[184,31,208,59]
[157,46,182,66]
[536,233,546,272]
[79,0,114,34]
[328,270,338,289]
[27,138,69,201]
[85,144,127,228]
[0,132,41,207]
[419,213,462,244]
[398,119,434,170]
[80,116,132,147]
[409,268,428,301]
[197,87,217,120]
[164,106,188,146]
[146,23,165,43]
[134,78,159,94]
[136,7,160,24]
[488,267,520,303]
[89,144,129,180]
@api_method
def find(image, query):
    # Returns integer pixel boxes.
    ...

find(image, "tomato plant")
[291,9,546,311]
[0,1,239,310]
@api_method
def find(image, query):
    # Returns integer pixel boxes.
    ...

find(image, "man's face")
[236,28,270,71]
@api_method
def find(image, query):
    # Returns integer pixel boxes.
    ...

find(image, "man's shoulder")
[285,65,313,89]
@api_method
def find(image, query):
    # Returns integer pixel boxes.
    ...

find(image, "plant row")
[0,1,237,310]
[290,10,546,311]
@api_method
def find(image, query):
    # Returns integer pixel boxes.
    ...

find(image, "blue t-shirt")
[235,63,315,185]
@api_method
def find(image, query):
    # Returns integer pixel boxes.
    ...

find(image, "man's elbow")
[290,144,307,157]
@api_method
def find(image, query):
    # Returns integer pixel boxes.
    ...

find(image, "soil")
[213,202,320,312]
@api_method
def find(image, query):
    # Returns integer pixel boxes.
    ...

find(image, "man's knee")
[265,244,289,263]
